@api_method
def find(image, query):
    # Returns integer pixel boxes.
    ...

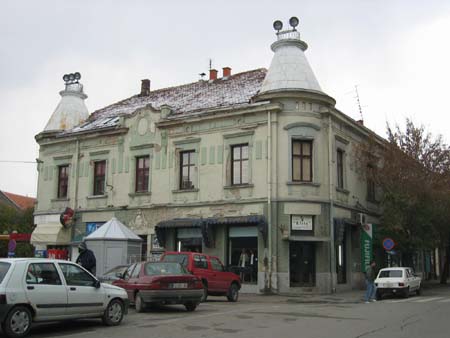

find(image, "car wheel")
[135,292,146,313]
[376,290,382,300]
[402,287,410,298]
[184,301,199,312]
[2,306,32,338]
[416,285,422,296]
[102,299,124,326]
[226,283,239,302]
[201,282,208,302]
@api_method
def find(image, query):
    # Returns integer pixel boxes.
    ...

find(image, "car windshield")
[144,263,188,276]
[103,265,128,278]
[378,270,403,278]
[0,262,11,283]
[161,254,189,268]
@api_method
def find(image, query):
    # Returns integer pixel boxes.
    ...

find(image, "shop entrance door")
[289,242,315,287]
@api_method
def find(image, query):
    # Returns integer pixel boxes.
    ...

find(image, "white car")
[0,258,129,338]
[375,267,422,299]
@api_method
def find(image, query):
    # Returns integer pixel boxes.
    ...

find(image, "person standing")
[238,249,249,281]
[364,260,377,303]
[76,242,97,275]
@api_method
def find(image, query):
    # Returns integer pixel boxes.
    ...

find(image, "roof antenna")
[355,85,364,122]
[209,58,212,71]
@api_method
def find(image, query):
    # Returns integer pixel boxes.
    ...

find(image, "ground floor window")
[228,226,258,284]
[176,228,202,253]
[290,241,316,287]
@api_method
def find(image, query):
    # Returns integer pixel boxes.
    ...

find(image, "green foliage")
[0,204,34,258]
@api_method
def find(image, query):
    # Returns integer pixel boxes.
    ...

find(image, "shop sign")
[360,223,374,273]
[291,215,313,231]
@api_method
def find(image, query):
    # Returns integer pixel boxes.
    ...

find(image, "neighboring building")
[33,20,381,294]
[0,191,35,211]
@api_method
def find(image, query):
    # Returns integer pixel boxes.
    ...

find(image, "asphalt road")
[19,286,450,338]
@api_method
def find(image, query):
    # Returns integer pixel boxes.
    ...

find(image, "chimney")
[140,79,150,96]
[356,119,364,126]
[222,67,231,78]
[209,69,218,81]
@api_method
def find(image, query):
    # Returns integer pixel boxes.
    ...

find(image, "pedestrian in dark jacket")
[364,260,377,303]
[76,242,96,275]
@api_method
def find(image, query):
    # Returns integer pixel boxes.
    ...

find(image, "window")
[193,255,208,269]
[26,263,62,285]
[59,263,95,287]
[337,149,344,189]
[93,160,106,195]
[367,165,376,201]
[161,254,189,268]
[135,156,150,192]
[378,270,403,278]
[57,165,69,198]
[123,264,136,280]
[180,150,195,190]
[131,263,142,278]
[210,258,224,272]
[292,140,312,182]
[0,262,10,283]
[231,144,249,185]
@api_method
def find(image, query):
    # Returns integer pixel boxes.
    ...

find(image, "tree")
[0,204,34,257]
[354,119,450,283]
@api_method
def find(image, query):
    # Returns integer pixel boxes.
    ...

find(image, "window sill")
[172,188,199,193]
[286,181,320,187]
[51,198,70,202]
[336,187,350,195]
[224,184,254,189]
[128,192,152,197]
[87,195,107,199]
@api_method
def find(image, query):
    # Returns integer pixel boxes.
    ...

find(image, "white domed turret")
[260,18,324,95]
[44,73,89,132]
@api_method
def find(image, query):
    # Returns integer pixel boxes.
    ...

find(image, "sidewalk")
[238,281,450,305]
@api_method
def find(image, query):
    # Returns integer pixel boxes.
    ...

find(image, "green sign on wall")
[361,223,374,273]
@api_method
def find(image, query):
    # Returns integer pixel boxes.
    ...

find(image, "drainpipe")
[73,139,80,212]
[328,114,336,293]
[267,110,272,292]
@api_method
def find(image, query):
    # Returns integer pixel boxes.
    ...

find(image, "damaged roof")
[64,68,267,135]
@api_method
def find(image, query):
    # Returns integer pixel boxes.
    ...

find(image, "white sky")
[1,0,450,197]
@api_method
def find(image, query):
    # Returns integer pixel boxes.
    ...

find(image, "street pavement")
[20,285,450,338]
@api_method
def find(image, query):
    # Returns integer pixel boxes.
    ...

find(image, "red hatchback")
[112,262,203,312]
[161,252,241,302]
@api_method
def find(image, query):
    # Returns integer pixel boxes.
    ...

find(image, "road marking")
[437,298,450,303]
[387,298,413,303]
[413,297,444,303]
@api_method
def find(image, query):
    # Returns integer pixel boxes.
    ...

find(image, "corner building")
[33,23,381,294]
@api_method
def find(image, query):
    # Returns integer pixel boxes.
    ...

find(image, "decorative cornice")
[284,122,321,131]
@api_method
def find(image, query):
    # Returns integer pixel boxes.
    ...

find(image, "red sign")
[9,233,31,241]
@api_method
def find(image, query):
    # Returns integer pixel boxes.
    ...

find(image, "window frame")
[93,160,106,196]
[336,149,344,189]
[26,262,62,285]
[179,150,195,190]
[292,139,313,182]
[231,143,249,185]
[135,155,150,193]
[57,165,69,198]
[366,165,376,202]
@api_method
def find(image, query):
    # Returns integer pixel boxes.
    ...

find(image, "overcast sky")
[1,0,450,197]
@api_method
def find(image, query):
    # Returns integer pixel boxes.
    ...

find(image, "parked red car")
[160,252,241,302]
[112,262,203,312]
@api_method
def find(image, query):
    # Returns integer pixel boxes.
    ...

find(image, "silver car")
[0,258,129,338]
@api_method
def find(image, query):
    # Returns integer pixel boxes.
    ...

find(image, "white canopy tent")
[85,217,143,276]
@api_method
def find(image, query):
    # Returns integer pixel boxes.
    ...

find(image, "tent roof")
[85,217,142,241]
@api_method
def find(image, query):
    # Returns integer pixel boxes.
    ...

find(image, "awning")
[288,235,330,242]
[155,215,268,248]
[30,223,71,245]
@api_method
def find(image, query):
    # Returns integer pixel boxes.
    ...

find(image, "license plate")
[385,282,393,288]
[169,283,188,289]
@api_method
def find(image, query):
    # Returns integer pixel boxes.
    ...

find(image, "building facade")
[33,22,381,294]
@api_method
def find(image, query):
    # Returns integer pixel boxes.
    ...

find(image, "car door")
[113,264,136,300]
[24,262,68,319]
[58,263,105,316]
[210,257,228,291]
[408,269,419,290]
[128,263,143,302]
[192,255,216,290]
